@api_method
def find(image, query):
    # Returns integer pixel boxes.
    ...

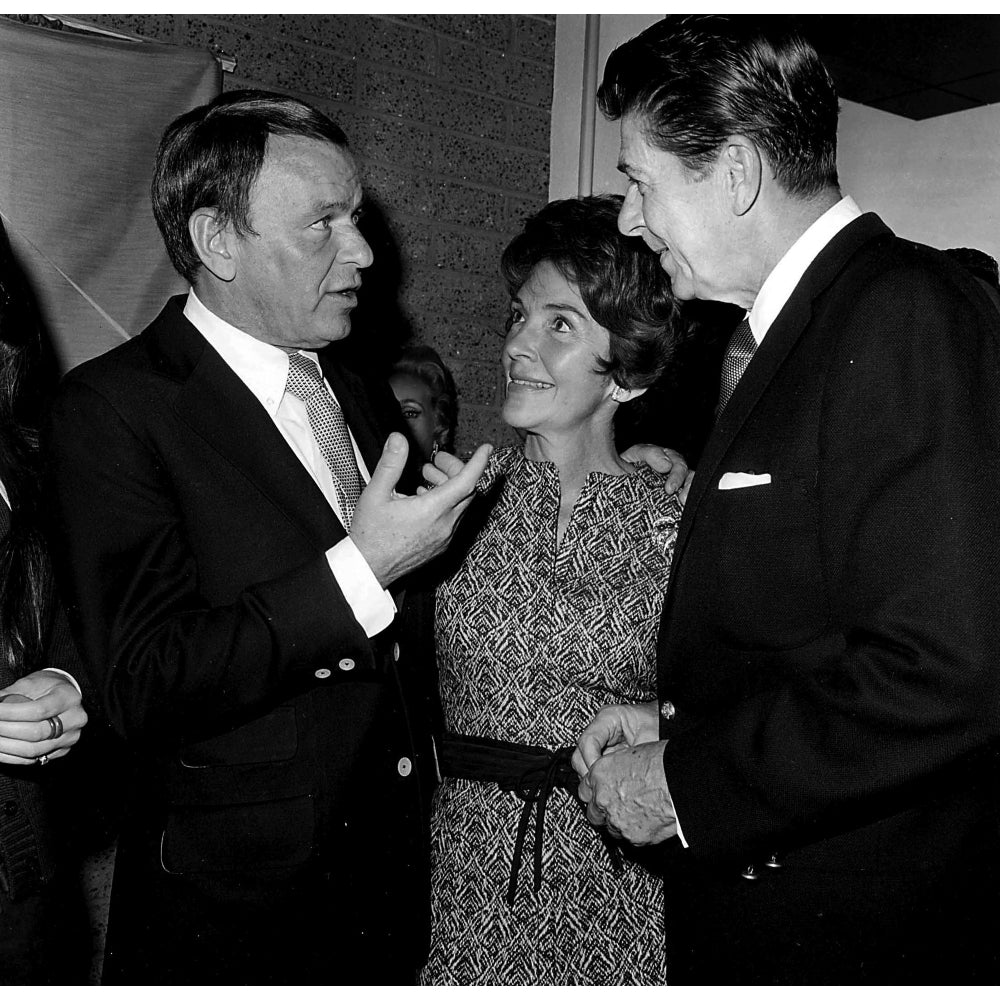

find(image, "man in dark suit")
[574,16,1000,985]
[45,89,490,985]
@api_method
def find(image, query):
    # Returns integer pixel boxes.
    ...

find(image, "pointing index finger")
[429,444,492,503]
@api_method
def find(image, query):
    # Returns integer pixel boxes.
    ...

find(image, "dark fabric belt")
[437,731,622,906]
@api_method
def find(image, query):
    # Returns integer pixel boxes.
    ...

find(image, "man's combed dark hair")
[501,195,679,390]
[152,89,349,283]
[599,15,839,197]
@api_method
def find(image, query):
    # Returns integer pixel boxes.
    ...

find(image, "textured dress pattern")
[419,447,681,985]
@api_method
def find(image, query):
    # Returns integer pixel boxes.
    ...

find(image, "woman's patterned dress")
[418,447,681,985]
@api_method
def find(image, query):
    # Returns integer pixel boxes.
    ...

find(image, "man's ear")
[188,208,237,281]
[611,383,648,404]
[722,135,762,217]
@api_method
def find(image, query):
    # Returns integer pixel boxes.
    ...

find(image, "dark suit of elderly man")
[574,16,1000,986]
[45,89,490,985]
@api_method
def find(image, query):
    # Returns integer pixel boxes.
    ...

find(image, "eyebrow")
[309,195,363,217]
[512,294,587,317]
[549,299,587,314]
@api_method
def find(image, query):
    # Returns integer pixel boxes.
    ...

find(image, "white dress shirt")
[748,196,863,343]
[183,290,395,637]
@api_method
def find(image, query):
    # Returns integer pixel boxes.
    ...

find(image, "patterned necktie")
[716,317,757,415]
[285,352,364,529]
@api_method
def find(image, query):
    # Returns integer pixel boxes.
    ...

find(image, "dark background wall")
[71,13,557,455]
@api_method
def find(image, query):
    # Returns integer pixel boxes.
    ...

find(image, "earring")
[431,442,440,460]
[611,385,626,402]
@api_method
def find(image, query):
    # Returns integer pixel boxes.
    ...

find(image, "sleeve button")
[338,658,355,671]
[314,668,331,680]
[397,756,412,777]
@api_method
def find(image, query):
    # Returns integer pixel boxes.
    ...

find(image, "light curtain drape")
[0,18,219,371]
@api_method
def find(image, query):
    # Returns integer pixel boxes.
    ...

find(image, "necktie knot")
[285,352,325,402]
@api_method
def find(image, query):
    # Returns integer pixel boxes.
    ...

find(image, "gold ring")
[46,715,64,740]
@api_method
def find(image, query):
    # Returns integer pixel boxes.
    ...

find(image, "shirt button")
[397,756,412,777]
[314,668,331,680]
[392,642,401,662]
[338,658,355,672]
[660,700,676,721]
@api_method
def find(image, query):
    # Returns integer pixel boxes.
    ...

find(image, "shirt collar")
[183,289,323,417]
[748,196,863,344]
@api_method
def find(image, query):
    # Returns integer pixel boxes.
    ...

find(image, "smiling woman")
[419,195,686,986]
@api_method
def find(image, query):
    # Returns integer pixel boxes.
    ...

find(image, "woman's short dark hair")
[390,344,458,453]
[599,15,839,198]
[0,219,53,676]
[500,194,678,390]
[152,89,349,283]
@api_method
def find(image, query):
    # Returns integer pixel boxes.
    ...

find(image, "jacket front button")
[765,853,782,869]
[314,668,331,680]
[338,658,355,671]
[392,642,401,662]
[740,864,759,880]
[397,756,412,777]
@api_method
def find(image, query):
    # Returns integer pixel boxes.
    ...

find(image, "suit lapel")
[671,213,893,571]
[147,299,344,549]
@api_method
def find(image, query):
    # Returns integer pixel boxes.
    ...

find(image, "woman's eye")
[552,315,573,334]
[401,407,422,420]
[509,307,525,326]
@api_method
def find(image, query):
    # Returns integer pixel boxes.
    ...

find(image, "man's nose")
[618,185,644,237]
[350,231,374,269]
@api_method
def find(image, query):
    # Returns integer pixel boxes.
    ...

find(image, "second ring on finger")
[46,715,64,740]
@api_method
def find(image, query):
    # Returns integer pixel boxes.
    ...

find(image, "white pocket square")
[718,472,772,490]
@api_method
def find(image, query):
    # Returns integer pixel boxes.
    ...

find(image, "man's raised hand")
[351,432,493,587]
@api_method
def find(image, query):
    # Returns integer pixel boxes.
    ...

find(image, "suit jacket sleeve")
[45,375,378,745]
[663,253,1000,857]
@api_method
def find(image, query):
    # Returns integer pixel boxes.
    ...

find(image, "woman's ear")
[188,208,237,281]
[611,383,648,403]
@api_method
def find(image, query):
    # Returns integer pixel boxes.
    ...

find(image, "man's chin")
[320,317,353,344]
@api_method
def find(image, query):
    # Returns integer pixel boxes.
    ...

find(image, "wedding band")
[38,754,50,766]
[46,715,64,740]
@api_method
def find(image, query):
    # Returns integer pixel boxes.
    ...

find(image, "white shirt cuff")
[663,768,689,848]
[43,668,82,695]
[326,537,396,638]
[674,808,689,848]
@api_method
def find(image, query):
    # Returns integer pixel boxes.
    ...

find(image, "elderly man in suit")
[574,16,1000,985]
[46,89,490,985]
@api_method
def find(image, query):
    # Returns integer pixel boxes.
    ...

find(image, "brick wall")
[71,13,556,455]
